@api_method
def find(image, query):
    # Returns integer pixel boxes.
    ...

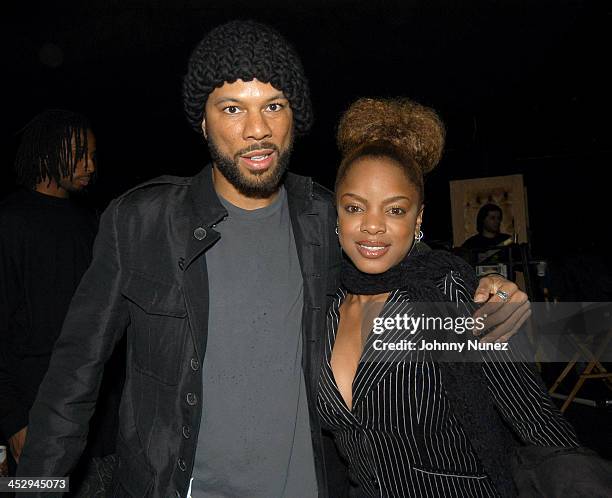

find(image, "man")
[1,110,123,497]
[18,22,528,497]
[462,203,515,267]
[463,203,512,250]
[0,110,97,465]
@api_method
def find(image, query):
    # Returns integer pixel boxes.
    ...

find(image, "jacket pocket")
[121,270,188,385]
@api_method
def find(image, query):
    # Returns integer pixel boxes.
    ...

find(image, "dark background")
[2,0,610,258]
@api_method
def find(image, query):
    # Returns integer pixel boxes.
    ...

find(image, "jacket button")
[186,392,198,406]
[177,458,186,471]
[182,425,191,439]
[193,227,207,240]
[190,358,200,371]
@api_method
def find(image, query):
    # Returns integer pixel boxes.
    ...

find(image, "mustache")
[235,142,279,157]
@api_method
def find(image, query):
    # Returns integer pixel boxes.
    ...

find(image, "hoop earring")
[415,230,423,243]
[335,225,339,235]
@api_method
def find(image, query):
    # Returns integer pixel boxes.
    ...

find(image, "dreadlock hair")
[335,97,445,204]
[183,20,313,136]
[14,109,92,189]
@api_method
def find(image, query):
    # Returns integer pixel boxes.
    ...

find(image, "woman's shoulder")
[415,248,476,279]
[408,248,478,298]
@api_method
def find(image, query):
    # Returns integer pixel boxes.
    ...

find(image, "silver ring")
[495,290,510,301]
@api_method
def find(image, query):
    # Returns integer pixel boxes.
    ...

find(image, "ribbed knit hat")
[183,20,313,135]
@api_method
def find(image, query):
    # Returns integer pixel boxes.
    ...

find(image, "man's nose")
[243,111,272,141]
[86,155,96,173]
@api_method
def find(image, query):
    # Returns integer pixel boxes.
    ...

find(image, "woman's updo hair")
[335,97,446,203]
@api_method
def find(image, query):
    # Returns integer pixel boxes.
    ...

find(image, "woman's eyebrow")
[383,195,412,203]
[340,192,367,202]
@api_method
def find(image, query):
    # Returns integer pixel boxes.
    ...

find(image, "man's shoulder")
[113,174,194,209]
[0,190,32,224]
[462,234,482,248]
[117,175,193,199]
[285,171,334,205]
[312,180,334,205]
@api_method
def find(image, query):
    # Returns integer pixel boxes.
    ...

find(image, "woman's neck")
[344,291,390,306]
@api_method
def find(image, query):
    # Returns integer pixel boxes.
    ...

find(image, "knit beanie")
[183,20,313,135]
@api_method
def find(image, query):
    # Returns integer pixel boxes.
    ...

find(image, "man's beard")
[207,137,293,199]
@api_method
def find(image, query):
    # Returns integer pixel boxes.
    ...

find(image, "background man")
[0,109,98,465]
[18,22,527,498]
[0,110,122,495]
[463,203,512,250]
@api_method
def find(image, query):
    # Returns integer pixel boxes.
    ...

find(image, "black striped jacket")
[317,271,578,497]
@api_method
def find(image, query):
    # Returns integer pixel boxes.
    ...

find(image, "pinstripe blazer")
[317,271,578,498]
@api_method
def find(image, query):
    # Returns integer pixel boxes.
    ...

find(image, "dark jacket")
[17,166,345,497]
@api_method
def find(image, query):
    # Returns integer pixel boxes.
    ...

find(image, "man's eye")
[266,103,284,112]
[345,205,362,213]
[388,207,406,215]
[223,106,240,114]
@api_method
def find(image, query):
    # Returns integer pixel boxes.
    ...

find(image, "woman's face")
[336,156,424,275]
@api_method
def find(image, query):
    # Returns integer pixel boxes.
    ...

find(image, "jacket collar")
[285,171,313,201]
[187,165,317,222]
[187,164,227,228]
[184,166,320,268]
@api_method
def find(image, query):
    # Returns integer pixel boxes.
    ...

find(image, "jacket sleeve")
[440,270,580,447]
[0,211,30,439]
[17,199,129,478]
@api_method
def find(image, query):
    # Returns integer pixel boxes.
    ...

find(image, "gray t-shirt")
[190,187,318,498]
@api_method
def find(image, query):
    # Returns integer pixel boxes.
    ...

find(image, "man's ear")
[201,117,207,140]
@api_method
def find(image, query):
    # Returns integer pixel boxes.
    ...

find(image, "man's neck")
[34,180,69,199]
[481,229,499,239]
[211,165,279,210]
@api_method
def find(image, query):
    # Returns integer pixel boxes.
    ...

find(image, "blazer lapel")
[352,290,414,408]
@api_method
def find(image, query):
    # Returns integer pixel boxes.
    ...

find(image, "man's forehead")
[207,78,287,104]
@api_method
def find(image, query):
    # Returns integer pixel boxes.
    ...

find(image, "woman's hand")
[472,275,531,342]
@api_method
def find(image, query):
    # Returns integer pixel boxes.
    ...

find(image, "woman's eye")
[223,106,240,114]
[345,205,362,213]
[266,103,284,112]
[388,207,406,215]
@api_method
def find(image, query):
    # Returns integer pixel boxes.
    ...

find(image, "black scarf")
[340,243,517,498]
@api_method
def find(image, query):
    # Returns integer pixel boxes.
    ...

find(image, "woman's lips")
[355,241,390,258]
[240,150,276,171]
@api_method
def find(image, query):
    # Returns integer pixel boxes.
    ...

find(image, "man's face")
[203,79,294,199]
[483,210,502,234]
[58,129,96,193]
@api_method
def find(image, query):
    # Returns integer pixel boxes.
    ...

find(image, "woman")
[317,98,579,497]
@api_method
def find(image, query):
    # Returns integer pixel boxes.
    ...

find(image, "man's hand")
[8,426,27,463]
[472,275,531,342]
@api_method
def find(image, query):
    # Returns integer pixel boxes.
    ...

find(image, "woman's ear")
[416,204,425,230]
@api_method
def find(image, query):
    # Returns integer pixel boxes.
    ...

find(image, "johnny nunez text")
[373,339,509,352]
